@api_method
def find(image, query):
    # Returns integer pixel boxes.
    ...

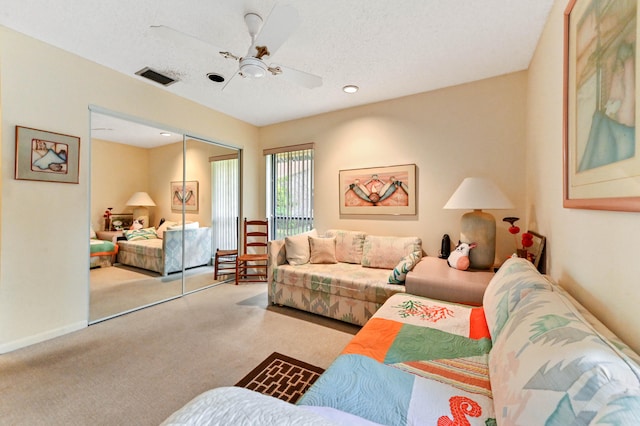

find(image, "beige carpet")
[0,283,359,425]
[90,265,223,322]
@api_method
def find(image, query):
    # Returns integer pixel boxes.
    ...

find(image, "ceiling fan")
[151,5,322,91]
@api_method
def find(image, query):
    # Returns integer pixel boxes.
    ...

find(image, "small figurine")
[447,242,477,271]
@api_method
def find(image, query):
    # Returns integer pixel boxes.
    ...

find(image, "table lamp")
[126,191,156,228]
[443,177,513,270]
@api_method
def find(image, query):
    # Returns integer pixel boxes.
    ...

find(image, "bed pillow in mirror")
[124,228,158,241]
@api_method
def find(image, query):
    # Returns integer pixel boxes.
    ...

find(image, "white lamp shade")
[443,177,513,210]
[126,192,156,207]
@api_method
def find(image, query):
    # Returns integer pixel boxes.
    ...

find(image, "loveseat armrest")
[267,239,286,285]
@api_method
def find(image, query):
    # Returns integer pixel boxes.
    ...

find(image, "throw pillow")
[324,229,366,264]
[90,225,97,239]
[285,229,318,265]
[309,236,338,264]
[156,221,177,239]
[361,235,422,269]
[168,221,200,230]
[388,252,421,284]
[124,227,158,241]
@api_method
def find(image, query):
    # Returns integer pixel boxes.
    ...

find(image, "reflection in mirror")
[89,111,240,323]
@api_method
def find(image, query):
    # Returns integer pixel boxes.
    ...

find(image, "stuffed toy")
[447,242,477,271]
[130,219,143,230]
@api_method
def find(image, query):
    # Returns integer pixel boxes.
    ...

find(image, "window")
[265,144,314,240]
[211,155,239,251]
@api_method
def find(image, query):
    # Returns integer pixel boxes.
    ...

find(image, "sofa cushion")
[488,270,640,425]
[285,229,318,265]
[309,236,337,264]
[271,262,404,304]
[388,252,421,284]
[325,229,366,264]
[361,235,421,269]
[483,257,554,341]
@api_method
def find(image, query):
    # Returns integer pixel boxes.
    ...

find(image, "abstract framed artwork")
[171,180,199,212]
[15,126,80,183]
[563,0,640,211]
[339,164,416,215]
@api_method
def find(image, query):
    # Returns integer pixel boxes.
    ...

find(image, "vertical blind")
[265,144,314,240]
[211,156,239,250]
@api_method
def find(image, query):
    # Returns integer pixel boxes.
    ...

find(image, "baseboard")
[0,320,87,354]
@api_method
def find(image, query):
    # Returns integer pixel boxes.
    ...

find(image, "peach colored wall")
[526,0,640,353]
[0,26,258,353]
[91,139,150,231]
[259,72,527,262]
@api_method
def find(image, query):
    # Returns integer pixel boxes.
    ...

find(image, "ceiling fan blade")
[150,24,227,55]
[250,5,299,58]
[272,64,322,89]
[221,71,242,92]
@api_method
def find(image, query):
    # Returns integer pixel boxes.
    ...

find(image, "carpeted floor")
[90,264,223,322]
[235,352,325,403]
[0,283,360,425]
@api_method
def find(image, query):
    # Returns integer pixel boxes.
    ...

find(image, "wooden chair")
[214,248,238,280]
[235,219,269,285]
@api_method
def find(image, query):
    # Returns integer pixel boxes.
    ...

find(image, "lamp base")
[459,210,495,270]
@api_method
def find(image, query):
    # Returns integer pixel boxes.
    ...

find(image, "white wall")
[527,0,640,353]
[260,72,527,261]
[0,26,259,353]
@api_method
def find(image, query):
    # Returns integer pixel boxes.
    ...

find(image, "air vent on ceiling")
[135,67,177,86]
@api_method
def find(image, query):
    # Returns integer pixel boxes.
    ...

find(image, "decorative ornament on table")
[447,241,477,271]
[103,207,113,230]
[502,217,534,261]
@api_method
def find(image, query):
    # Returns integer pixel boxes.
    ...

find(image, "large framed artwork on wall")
[15,126,80,184]
[339,164,416,215]
[564,0,640,211]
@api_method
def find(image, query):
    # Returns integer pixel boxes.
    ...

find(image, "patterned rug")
[235,352,325,403]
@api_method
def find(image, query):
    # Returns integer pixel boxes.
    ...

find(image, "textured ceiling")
[0,0,554,128]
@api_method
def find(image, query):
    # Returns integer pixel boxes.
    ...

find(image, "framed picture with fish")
[171,180,199,212]
[15,126,80,184]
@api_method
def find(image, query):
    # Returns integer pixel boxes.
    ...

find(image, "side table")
[95,230,124,244]
[405,256,494,305]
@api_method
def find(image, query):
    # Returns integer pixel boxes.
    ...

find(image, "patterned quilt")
[299,293,496,426]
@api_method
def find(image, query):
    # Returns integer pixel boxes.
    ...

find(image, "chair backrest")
[243,218,269,255]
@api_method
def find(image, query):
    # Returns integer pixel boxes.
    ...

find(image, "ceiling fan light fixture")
[239,57,267,78]
[343,84,359,94]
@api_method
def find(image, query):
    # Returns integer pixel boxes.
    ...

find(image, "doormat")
[235,352,325,403]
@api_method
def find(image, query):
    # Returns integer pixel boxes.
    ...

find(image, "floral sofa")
[267,229,423,326]
[117,226,212,276]
[163,258,640,425]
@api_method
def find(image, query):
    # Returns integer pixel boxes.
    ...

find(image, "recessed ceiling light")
[207,73,225,83]
[343,85,359,93]
[160,132,171,137]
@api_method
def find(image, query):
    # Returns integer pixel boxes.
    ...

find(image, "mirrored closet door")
[89,110,240,323]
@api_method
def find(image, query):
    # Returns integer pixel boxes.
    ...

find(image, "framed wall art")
[527,230,546,273]
[339,164,416,215]
[109,213,133,231]
[564,0,640,211]
[171,180,199,212]
[15,126,80,184]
